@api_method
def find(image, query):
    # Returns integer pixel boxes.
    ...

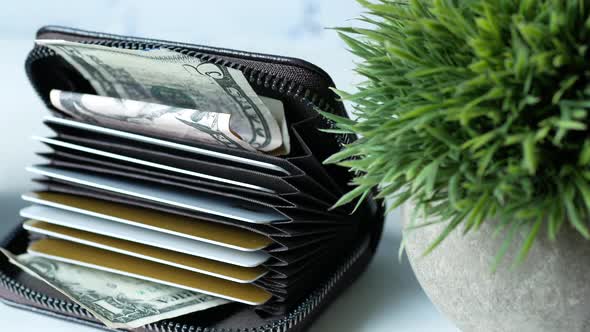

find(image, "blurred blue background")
[0,1,457,331]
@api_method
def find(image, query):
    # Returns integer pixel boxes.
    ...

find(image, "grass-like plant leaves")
[327,0,590,266]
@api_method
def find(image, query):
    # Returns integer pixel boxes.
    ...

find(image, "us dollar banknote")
[50,89,256,151]
[36,39,288,153]
[0,249,228,329]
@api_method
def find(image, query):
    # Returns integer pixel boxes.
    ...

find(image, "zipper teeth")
[0,238,368,332]
[25,41,351,147]
[11,37,361,331]
[0,271,93,319]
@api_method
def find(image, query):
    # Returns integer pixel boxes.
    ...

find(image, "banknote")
[0,249,229,329]
[50,89,256,151]
[36,39,287,153]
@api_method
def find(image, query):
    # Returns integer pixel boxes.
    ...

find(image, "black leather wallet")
[0,26,384,331]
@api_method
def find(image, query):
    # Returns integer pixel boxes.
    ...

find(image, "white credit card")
[27,165,287,224]
[34,136,276,194]
[44,116,290,175]
[21,205,270,267]
[21,192,271,252]
[22,220,268,283]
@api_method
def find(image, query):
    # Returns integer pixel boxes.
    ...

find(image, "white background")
[0,1,457,330]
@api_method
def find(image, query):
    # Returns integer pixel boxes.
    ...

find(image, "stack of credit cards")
[0,28,383,331]
[20,114,368,311]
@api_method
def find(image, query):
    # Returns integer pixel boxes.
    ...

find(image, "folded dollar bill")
[37,39,290,154]
[50,89,258,151]
[0,249,229,329]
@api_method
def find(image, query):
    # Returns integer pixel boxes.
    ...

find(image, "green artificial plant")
[324,0,590,266]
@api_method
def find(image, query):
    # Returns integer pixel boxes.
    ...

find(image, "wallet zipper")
[27,27,355,198]
[0,236,368,332]
[8,28,366,330]
[26,29,352,147]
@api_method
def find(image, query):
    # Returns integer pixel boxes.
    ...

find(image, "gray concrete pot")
[401,204,590,332]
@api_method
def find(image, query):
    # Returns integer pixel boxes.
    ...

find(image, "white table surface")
[0,1,458,330]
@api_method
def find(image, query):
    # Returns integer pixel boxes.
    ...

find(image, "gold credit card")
[24,220,268,283]
[24,192,273,251]
[28,238,273,305]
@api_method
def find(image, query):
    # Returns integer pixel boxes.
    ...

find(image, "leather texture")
[0,25,385,331]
